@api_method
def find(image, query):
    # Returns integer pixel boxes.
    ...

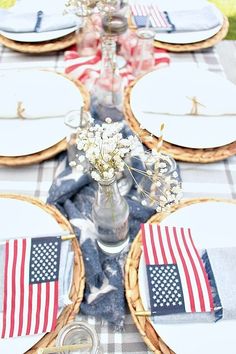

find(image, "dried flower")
[76,118,137,182]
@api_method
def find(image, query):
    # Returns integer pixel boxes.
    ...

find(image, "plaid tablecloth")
[0,42,235,353]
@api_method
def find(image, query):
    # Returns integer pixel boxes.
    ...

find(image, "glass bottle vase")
[92,176,129,254]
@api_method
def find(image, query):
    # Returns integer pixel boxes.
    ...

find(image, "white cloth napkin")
[0,0,80,33]
[0,71,83,119]
[138,70,236,116]
[166,4,223,32]
[0,12,79,33]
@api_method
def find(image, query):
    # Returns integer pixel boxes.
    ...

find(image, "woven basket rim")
[123,72,236,163]
[125,197,236,354]
[0,193,85,354]
[0,31,76,54]
[0,70,90,166]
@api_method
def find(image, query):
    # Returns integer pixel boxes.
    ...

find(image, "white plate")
[0,26,77,43]
[155,23,222,45]
[130,65,236,149]
[0,70,84,157]
[0,197,65,354]
[139,201,236,354]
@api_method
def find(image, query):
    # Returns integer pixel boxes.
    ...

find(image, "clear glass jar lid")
[56,321,100,353]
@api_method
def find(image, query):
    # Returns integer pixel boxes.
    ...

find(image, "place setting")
[0,69,89,166]
[0,193,85,354]
[124,63,236,163]
[125,197,236,354]
[0,0,80,53]
[129,0,229,51]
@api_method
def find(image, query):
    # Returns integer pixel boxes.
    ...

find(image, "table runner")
[0,42,235,353]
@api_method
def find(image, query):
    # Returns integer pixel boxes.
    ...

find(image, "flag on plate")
[141,224,213,316]
[0,236,61,339]
[130,3,173,31]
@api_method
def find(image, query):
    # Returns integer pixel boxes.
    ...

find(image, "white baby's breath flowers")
[76,118,136,182]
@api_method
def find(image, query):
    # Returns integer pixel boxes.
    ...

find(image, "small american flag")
[0,236,61,339]
[130,3,173,31]
[141,224,213,316]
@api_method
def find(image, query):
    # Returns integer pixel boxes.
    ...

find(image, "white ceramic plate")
[0,26,77,43]
[0,70,84,157]
[130,65,236,149]
[139,201,236,354]
[0,197,65,354]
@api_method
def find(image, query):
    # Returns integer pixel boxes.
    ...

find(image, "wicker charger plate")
[124,80,236,163]
[0,193,85,354]
[153,16,229,52]
[125,197,236,354]
[0,31,76,54]
[0,72,90,167]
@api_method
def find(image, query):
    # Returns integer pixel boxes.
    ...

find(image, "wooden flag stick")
[135,310,152,316]
[38,342,92,354]
[0,232,75,245]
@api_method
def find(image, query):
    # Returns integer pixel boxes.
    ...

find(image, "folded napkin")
[166,4,222,33]
[0,70,83,119]
[138,69,236,116]
[0,12,79,33]
[141,224,217,324]
[131,3,222,33]
[0,235,74,338]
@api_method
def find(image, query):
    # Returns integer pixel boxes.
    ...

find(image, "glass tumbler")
[131,28,155,77]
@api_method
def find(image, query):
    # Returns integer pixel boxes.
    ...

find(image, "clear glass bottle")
[92,176,129,254]
[131,28,155,77]
[92,37,123,121]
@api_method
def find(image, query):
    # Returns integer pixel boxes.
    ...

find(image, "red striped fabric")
[64,40,170,90]
[141,224,214,314]
[1,238,60,339]
[130,3,171,28]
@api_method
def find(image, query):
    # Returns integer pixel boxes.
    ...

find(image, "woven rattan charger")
[125,197,236,354]
[0,193,85,354]
[0,72,90,167]
[129,16,228,53]
[0,31,76,54]
[124,78,236,163]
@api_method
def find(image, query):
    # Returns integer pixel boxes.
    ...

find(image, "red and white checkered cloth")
[64,32,170,90]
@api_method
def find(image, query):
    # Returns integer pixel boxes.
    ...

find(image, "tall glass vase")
[92,176,129,254]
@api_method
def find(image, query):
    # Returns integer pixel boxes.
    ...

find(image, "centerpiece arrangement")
[76,117,182,254]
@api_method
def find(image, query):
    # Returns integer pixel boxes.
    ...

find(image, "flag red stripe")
[1,241,9,338]
[34,283,42,334]
[157,225,168,264]
[43,282,50,333]
[9,240,17,337]
[188,228,214,310]
[26,284,33,335]
[51,282,59,330]
[181,228,206,312]
[173,227,196,312]
[165,226,176,263]
[141,224,150,264]
[17,239,26,336]
[149,224,158,264]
